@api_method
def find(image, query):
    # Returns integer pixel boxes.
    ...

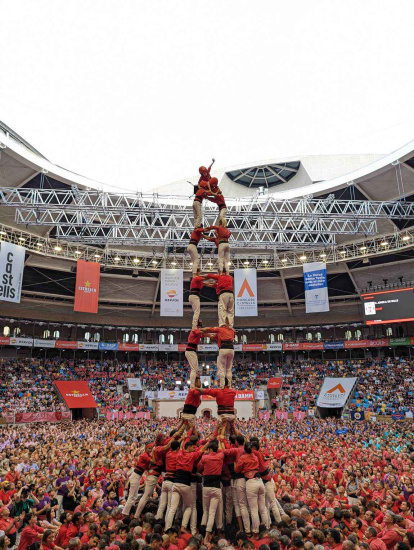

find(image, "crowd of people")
[0,416,414,550]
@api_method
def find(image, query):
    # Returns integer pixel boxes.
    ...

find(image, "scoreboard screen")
[361,287,414,325]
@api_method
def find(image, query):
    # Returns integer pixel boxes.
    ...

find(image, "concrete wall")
[155,399,256,420]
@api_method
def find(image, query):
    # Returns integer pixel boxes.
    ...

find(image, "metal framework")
[3,187,414,246]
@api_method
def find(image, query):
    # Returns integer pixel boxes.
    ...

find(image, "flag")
[351,411,365,421]
[303,262,329,313]
[74,260,100,313]
[234,268,258,316]
[160,269,183,316]
[0,242,25,303]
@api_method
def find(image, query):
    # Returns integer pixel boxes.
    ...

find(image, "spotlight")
[360,246,367,251]
[74,250,81,255]
[114,256,120,261]
[94,254,100,259]
[380,241,388,247]
[402,235,410,241]
[299,255,307,261]
[281,258,288,263]
[0,231,6,236]
[54,245,62,252]
[320,253,327,258]
[18,237,25,242]
[133,258,140,264]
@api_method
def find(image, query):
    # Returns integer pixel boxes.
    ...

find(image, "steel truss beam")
[0,223,413,272]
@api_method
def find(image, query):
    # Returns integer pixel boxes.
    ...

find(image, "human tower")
[123,163,280,540]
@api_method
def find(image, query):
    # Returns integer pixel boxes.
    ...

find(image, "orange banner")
[74,260,100,314]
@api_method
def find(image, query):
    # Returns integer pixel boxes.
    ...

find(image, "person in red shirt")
[62,512,82,547]
[41,528,64,550]
[205,177,227,227]
[0,506,21,548]
[365,526,387,550]
[155,440,182,521]
[185,321,204,387]
[188,270,203,329]
[17,513,44,550]
[198,439,225,542]
[377,511,402,550]
[204,380,237,436]
[193,160,215,228]
[164,438,210,531]
[204,270,234,328]
[203,222,231,274]
[176,379,203,429]
[122,446,152,516]
[235,442,269,537]
[187,229,206,277]
[54,512,71,548]
[250,438,282,523]
[202,322,235,388]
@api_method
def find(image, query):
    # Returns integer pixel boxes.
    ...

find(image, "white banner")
[127,378,142,391]
[262,343,283,351]
[316,377,358,408]
[139,344,159,351]
[200,376,211,387]
[145,391,155,400]
[234,268,257,317]
[160,269,183,316]
[77,341,99,350]
[158,390,188,399]
[159,344,178,352]
[33,339,56,348]
[303,262,329,313]
[0,242,25,303]
[234,343,243,352]
[9,337,33,346]
[255,390,265,399]
[198,344,219,352]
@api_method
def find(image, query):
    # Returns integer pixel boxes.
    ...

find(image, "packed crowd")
[0,416,414,550]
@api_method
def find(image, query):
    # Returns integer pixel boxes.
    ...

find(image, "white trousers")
[246,477,269,534]
[218,293,234,327]
[215,208,227,227]
[123,471,142,515]
[193,201,202,228]
[264,479,282,522]
[234,477,250,533]
[217,348,234,388]
[188,294,200,329]
[217,243,230,273]
[185,350,199,387]
[135,474,158,518]
[165,482,193,531]
[187,244,199,274]
[156,479,174,520]
[201,486,223,532]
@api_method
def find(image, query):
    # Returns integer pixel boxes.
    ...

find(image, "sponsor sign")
[324,341,345,350]
[160,269,183,316]
[242,343,263,352]
[0,336,10,345]
[267,377,282,389]
[389,337,411,346]
[178,343,187,352]
[255,390,265,399]
[55,340,78,349]
[158,390,189,399]
[198,344,219,352]
[9,337,33,346]
[234,343,243,351]
[127,378,142,391]
[118,343,140,351]
[303,262,329,313]
[283,342,303,350]
[302,342,324,350]
[159,344,178,352]
[0,242,25,303]
[235,390,255,400]
[77,341,99,350]
[316,377,358,408]
[139,344,159,351]
[33,339,56,348]
[234,268,258,317]
[74,260,100,314]
[98,342,119,351]
[262,343,283,351]
[14,411,71,424]
[344,339,389,349]
[54,381,97,408]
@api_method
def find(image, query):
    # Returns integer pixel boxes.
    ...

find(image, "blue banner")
[323,341,345,350]
[303,262,329,313]
[351,411,365,421]
[98,342,119,351]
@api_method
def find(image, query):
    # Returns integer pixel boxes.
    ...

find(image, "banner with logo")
[351,411,365,421]
[389,337,411,346]
[235,390,255,400]
[303,262,329,313]
[267,377,283,389]
[293,411,306,420]
[198,344,219,352]
[324,341,345,350]
[14,411,71,424]
[77,341,99,350]
[118,343,140,351]
[139,344,159,351]
[255,390,265,399]
[234,268,257,317]
[344,339,388,349]
[0,336,10,345]
[55,340,78,349]
[234,343,243,351]
[262,343,283,351]
[54,381,97,408]
[99,342,119,351]
[159,344,178,352]
[74,260,100,314]
[242,343,263,352]
[158,390,189,399]
[316,377,358,408]
[33,339,56,348]
[302,342,324,350]
[0,242,25,303]
[283,342,303,350]
[9,337,33,346]
[160,269,183,316]
[127,378,142,391]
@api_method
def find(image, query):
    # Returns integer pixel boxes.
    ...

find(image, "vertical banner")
[74,260,100,314]
[0,242,25,303]
[160,269,183,316]
[234,268,258,317]
[303,262,329,313]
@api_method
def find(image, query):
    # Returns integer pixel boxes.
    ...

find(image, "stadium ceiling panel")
[226,161,300,188]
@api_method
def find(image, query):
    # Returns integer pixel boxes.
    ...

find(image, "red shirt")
[176,450,202,472]
[165,450,180,473]
[207,273,233,293]
[189,227,205,244]
[190,276,203,291]
[211,225,231,240]
[207,326,235,348]
[187,329,203,346]
[0,516,17,535]
[135,451,152,472]
[185,388,202,408]
[369,539,387,550]
[253,449,270,480]
[17,525,44,550]
[199,451,224,476]
[63,523,80,546]
[235,453,260,478]
[204,387,236,411]
[55,524,68,546]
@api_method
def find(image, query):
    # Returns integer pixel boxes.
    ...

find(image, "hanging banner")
[234,343,243,351]
[303,262,329,313]
[160,269,183,316]
[242,343,263,352]
[198,343,219,352]
[283,342,303,350]
[158,390,189,399]
[324,341,345,350]
[77,341,99,350]
[74,260,101,314]
[0,242,25,303]
[235,390,255,400]
[55,340,78,349]
[139,344,159,351]
[267,377,283,389]
[54,381,97,408]
[127,378,142,391]
[118,343,140,351]
[262,343,283,351]
[302,342,324,350]
[0,336,10,345]
[344,339,388,349]
[316,377,358,408]
[389,337,411,347]
[234,268,258,317]
[99,342,119,351]
[159,344,178,352]
[33,339,56,348]
[9,337,33,346]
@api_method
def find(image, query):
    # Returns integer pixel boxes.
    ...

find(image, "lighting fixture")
[263,260,269,264]
[208,262,213,266]
[37,242,43,247]
[54,245,62,252]
[75,250,82,255]
[190,262,193,266]
[360,246,367,251]
[0,231,6,236]
[320,253,327,258]
[244,261,249,265]
[171,261,176,266]
[18,237,25,242]
[402,235,410,241]
[94,254,100,259]
[380,241,388,246]
[281,258,288,263]
[340,250,346,255]
[133,258,140,264]
[152,260,157,264]
[114,255,120,261]
[299,255,307,261]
